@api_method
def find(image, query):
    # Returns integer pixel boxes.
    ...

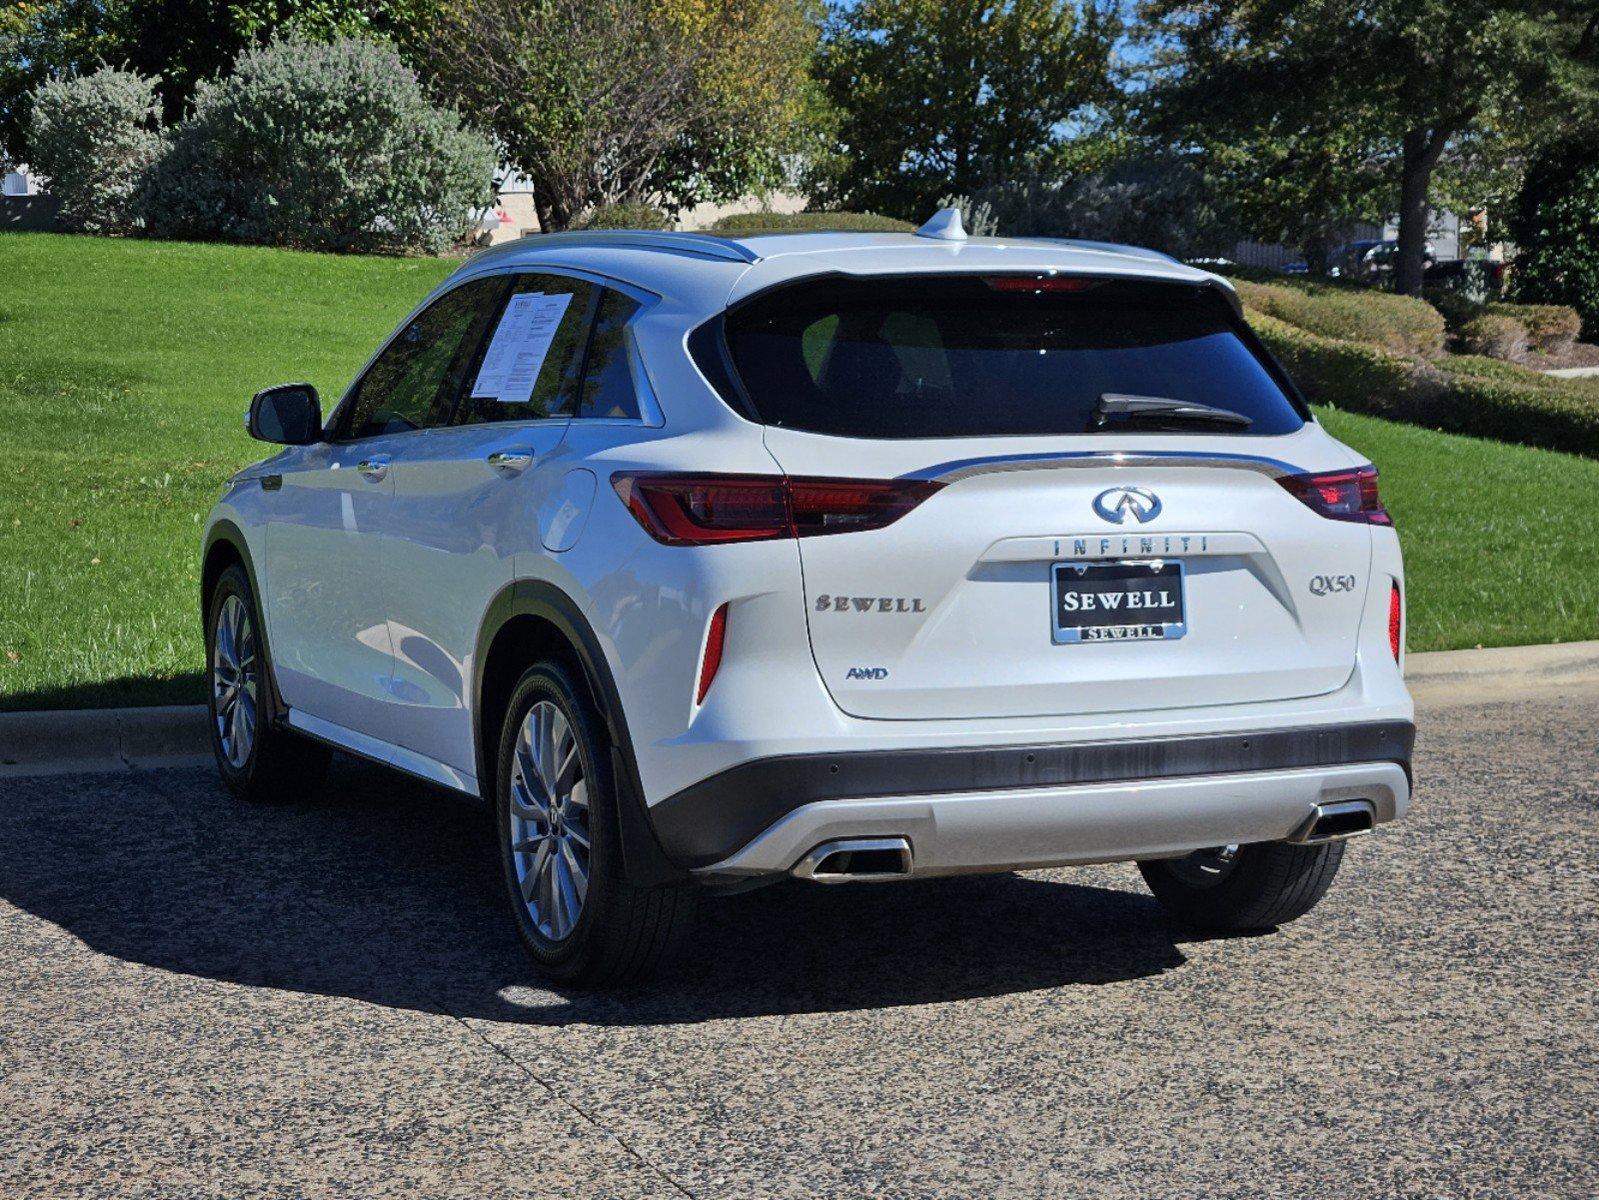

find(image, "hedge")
[1484,302,1582,354]
[1459,312,1529,361]
[1234,279,1446,358]
[1245,308,1599,459]
[709,211,914,233]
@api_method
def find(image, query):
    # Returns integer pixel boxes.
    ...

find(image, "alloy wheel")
[212,593,259,769]
[508,700,592,942]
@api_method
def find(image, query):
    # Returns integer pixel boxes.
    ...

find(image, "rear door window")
[455,273,597,425]
[716,275,1306,438]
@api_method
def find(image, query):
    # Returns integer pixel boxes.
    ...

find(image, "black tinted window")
[343,276,504,439]
[577,290,642,420]
[718,276,1304,438]
[456,274,596,425]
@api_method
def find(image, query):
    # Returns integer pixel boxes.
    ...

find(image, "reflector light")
[1276,466,1392,526]
[612,473,943,546]
[697,603,729,703]
[1389,583,1403,661]
[984,275,1103,293]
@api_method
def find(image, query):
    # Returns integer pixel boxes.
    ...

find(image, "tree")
[812,0,1118,220]
[1511,132,1599,334]
[424,0,821,231]
[1137,0,1599,294]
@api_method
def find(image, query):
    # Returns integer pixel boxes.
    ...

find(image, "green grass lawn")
[1,232,1595,710]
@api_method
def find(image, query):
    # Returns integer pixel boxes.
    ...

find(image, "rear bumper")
[691,759,1410,881]
[650,720,1415,879]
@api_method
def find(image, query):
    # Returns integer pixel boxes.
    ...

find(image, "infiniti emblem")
[1092,486,1162,524]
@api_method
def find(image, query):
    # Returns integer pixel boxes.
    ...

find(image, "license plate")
[1052,560,1187,644]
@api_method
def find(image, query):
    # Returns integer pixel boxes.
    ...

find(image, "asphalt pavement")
[2,686,1596,1198]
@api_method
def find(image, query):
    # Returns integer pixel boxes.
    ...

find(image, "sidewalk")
[4,640,1597,776]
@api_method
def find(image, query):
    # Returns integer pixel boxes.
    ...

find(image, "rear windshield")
[713,275,1305,438]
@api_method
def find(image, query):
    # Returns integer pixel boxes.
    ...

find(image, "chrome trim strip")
[903,449,1306,484]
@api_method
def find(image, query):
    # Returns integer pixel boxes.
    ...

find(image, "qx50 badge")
[1093,486,1162,525]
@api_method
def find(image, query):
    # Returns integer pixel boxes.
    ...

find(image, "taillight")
[1276,466,1392,526]
[1389,583,1402,660]
[612,473,943,546]
[697,603,728,703]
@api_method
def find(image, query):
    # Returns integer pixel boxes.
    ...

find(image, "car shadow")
[0,756,1191,1025]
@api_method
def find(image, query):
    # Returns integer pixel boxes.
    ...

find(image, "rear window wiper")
[1091,393,1253,430]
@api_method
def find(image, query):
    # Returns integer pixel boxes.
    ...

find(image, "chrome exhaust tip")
[1289,799,1376,845]
[792,837,913,883]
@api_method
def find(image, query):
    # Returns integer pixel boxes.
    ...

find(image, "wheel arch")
[201,520,288,726]
[474,580,688,887]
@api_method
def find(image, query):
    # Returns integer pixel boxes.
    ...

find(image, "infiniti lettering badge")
[1092,486,1162,525]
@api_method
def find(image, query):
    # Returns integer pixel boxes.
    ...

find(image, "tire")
[495,661,695,987]
[205,563,331,802]
[1138,839,1346,932]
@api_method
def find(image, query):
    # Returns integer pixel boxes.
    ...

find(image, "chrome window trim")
[903,449,1309,484]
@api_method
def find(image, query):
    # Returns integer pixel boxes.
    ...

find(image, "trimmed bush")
[1246,307,1599,459]
[1459,313,1529,362]
[142,37,495,255]
[26,67,162,235]
[709,211,914,233]
[1234,279,1446,358]
[574,202,671,231]
[1423,286,1484,332]
[1485,303,1582,355]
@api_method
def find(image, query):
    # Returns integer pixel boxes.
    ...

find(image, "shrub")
[1485,303,1582,355]
[1459,313,1529,362]
[26,67,162,235]
[1510,136,1599,337]
[709,211,913,233]
[1423,286,1484,332]
[573,202,671,230]
[1246,307,1599,459]
[1234,279,1446,358]
[142,36,495,255]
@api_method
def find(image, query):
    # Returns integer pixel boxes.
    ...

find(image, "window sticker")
[472,292,575,404]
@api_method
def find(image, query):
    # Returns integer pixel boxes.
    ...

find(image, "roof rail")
[513,228,761,264]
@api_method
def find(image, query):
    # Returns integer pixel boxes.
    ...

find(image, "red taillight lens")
[1276,466,1392,525]
[612,474,789,545]
[612,473,943,545]
[697,602,728,703]
[1389,582,1402,661]
[787,478,943,536]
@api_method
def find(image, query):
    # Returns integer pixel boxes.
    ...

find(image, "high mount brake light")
[1276,466,1392,526]
[612,473,943,546]
[984,275,1103,293]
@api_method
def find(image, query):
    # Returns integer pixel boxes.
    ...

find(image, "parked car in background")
[201,211,1415,986]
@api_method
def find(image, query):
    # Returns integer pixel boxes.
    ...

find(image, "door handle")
[487,450,534,472]
[357,455,390,482]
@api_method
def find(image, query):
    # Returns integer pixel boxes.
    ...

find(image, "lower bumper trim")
[651,721,1415,868]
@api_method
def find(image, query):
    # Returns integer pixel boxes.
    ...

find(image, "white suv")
[202,212,1414,985]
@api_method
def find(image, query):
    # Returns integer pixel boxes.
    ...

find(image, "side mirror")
[248,383,322,445]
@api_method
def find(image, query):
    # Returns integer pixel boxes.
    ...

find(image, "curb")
[0,704,210,777]
[3,640,1598,776]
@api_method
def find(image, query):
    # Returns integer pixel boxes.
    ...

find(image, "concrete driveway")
[2,688,1595,1198]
